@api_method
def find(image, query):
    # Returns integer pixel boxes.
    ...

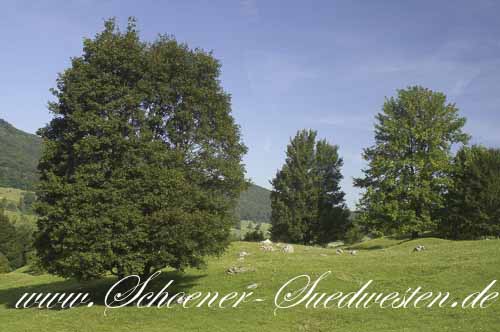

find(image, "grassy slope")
[0,187,37,226]
[0,187,24,202]
[0,238,499,331]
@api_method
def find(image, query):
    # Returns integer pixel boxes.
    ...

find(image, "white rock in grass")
[226,266,248,275]
[282,244,294,253]
[239,251,250,257]
[413,245,426,252]
[260,244,274,252]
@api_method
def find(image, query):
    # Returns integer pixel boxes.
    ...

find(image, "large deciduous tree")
[35,18,247,280]
[440,146,500,239]
[354,86,469,237]
[271,129,349,244]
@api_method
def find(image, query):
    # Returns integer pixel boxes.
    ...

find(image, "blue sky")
[1,1,499,207]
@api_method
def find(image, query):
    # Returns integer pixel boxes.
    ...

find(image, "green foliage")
[231,220,271,241]
[0,209,34,271]
[271,129,349,244]
[2,199,17,212]
[354,86,469,237]
[18,191,36,214]
[343,223,364,245]
[0,252,9,273]
[440,146,500,239]
[243,224,265,242]
[35,18,247,280]
[235,184,271,223]
[0,210,17,270]
[0,119,41,190]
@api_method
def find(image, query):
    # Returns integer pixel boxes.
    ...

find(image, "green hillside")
[0,120,41,190]
[235,183,271,223]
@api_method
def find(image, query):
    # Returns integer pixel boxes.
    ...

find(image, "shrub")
[344,223,364,245]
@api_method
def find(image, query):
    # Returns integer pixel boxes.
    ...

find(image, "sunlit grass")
[0,238,499,331]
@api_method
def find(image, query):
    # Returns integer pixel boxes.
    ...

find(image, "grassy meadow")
[0,187,37,226]
[0,237,499,331]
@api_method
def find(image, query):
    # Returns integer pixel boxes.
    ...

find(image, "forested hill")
[235,183,271,223]
[0,119,272,221]
[0,119,41,190]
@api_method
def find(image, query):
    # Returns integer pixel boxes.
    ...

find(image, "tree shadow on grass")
[0,270,205,310]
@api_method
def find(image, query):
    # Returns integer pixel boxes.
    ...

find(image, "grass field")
[0,238,499,331]
[0,187,24,203]
[0,187,37,226]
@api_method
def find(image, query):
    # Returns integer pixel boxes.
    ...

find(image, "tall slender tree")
[271,129,349,244]
[35,18,247,280]
[354,86,469,237]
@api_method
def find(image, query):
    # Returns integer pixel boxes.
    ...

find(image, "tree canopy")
[35,18,247,280]
[354,86,469,237]
[440,146,500,239]
[271,129,349,244]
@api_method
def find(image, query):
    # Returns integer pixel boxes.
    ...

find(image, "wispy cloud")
[356,40,491,97]
[240,0,259,21]
[313,114,374,132]
[244,51,319,96]
[263,136,272,152]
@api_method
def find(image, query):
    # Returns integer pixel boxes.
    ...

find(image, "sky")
[1,0,499,208]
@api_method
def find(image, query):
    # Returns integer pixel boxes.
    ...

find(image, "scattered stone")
[226,266,248,275]
[413,245,426,252]
[247,283,259,289]
[260,244,274,252]
[282,244,294,253]
[336,248,344,255]
[349,250,358,255]
[261,239,273,245]
[239,251,250,257]
[320,253,328,257]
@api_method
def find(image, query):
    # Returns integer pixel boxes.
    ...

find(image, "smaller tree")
[271,129,349,244]
[440,146,500,239]
[354,86,469,237]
